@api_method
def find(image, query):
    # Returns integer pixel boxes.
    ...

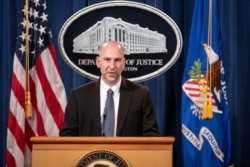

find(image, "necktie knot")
[107,89,113,96]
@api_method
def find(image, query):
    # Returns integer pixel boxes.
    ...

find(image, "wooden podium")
[30,136,174,167]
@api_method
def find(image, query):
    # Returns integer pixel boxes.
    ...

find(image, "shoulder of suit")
[122,78,149,91]
[72,79,100,92]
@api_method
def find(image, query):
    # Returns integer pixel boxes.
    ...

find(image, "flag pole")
[203,0,213,119]
[25,0,32,117]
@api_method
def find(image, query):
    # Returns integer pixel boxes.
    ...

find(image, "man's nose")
[109,60,115,68]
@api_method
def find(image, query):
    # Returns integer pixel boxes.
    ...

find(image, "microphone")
[102,107,107,136]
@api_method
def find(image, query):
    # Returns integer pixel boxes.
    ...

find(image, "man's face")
[96,42,125,86]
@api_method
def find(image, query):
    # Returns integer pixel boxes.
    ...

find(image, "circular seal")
[58,1,183,82]
[75,150,130,167]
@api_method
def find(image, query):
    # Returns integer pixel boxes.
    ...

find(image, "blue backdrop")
[1,0,249,166]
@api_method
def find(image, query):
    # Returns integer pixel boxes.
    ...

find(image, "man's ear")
[96,56,100,68]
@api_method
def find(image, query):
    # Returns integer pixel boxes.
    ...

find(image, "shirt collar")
[100,77,121,96]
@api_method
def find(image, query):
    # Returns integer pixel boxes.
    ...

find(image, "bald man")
[60,41,159,136]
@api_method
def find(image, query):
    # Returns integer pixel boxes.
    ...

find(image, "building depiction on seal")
[73,17,167,55]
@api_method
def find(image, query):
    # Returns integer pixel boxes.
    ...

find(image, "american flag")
[6,0,67,166]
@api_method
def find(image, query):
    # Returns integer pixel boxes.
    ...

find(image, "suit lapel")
[116,78,131,135]
[88,80,102,133]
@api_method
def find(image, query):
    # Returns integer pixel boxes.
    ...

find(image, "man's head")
[96,41,126,86]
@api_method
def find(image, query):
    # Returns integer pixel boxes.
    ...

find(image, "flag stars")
[19,32,26,41]
[19,44,26,54]
[38,25,46,35]
[37,37,44,47]
[33,0,41,7]
[16,0,52,56]
[32,9,39,19]
[42,2,47,10]
[21,5,29,15]
[33,23,38,31]
[19,31,31,42]
[40,12,48,22]
[20,18,27,29]
[20,18,32,30]
[29,22,33,29]
[29,8,33,18]
[21,7,25,14]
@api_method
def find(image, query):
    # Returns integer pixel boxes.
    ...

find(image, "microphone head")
[104,107,107,116]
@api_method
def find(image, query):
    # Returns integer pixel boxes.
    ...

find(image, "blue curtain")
[1,0,249,166]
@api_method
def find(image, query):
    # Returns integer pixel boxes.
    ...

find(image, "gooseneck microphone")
[102,107,107,136]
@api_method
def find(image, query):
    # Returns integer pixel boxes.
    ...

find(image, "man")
[60,41,159,136]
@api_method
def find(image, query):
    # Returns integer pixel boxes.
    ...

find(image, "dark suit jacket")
[59,77,159,136]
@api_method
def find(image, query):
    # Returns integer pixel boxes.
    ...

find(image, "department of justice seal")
[75,150,130,167]
[58,1,183,82]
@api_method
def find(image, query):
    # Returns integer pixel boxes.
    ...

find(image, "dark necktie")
[104,89,114,136]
